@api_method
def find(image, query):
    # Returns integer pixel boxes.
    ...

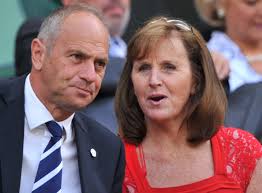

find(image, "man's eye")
[95,60,107,71]
[70,53,84,63]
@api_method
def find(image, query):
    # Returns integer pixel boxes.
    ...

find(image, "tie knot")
[45,121,63,138]
[112,37,120,46]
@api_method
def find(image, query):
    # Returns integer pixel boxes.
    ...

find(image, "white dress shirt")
[109,36,127,58]
[19,75,81,193]
[208,31,262,92]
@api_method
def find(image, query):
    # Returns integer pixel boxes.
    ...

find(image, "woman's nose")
[148,69,162,87]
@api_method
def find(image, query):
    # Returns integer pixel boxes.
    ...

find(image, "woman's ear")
[216,0,226,18]
[191,85,196,95]
[31,38,46,71]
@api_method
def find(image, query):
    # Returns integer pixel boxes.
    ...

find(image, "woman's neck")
[143,119,188,151]
[227,33,262,74]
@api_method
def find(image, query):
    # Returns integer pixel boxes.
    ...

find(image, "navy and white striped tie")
[32,121,63,193]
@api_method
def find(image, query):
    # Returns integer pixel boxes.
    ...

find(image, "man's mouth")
[105,6,125,17]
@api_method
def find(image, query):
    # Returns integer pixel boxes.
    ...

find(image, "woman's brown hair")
[115,17,227,145]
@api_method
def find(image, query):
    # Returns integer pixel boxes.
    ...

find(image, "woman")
[195,0,262,92]
[115,17,262,192]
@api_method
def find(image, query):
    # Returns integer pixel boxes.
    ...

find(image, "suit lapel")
[73,115,100,193]
[0,76,26,193]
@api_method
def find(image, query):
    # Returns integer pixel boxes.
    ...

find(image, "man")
[15,0,131,133]
[0,4,124,193]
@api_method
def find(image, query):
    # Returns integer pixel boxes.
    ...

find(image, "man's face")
[65,0,130,36]
[31,12,109,119]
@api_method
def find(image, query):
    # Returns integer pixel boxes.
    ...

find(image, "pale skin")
[211,51,230,80]
[30,12,109,121]
[131,34,214,187]
[62,0,130,36]
[212,0,262,79]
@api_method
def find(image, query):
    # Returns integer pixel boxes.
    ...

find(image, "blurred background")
[0,0,59,77]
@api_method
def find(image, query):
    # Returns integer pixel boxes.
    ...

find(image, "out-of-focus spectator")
[62,0,130,58]
[195,0,262,141]
[195,0,262,93]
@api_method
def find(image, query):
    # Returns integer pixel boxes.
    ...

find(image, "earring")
[217,8,225,19]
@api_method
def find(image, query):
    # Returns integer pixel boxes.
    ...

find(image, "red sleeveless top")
[123,127,262,193]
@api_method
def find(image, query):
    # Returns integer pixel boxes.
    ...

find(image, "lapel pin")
[90,148,97,158]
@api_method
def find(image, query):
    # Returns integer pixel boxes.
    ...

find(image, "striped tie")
[32,121,63,193]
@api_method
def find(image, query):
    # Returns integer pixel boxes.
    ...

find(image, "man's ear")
[31,38,46,71]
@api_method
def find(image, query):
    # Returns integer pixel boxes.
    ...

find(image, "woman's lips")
[147,94,167,105]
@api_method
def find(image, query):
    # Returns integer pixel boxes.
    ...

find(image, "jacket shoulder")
[0,76,26,105]
[75,111,121,146]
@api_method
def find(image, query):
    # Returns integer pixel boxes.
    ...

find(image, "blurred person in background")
[115,17,262,193]
[62,0,130,58]
[195,0,262,93]
[15,0,131,133]
[195,0,262,141]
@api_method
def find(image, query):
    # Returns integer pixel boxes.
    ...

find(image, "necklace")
[246,54,262,63]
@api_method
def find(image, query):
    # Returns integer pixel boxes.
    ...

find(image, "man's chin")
[64,102,91,113]
[61,97,95,111]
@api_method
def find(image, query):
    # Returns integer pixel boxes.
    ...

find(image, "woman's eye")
[138,63,151,72]
[164,63,176,71]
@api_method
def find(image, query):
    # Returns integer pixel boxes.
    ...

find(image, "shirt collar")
[209,31,242,58]
[109,36,127,58]
[24,74,75,135]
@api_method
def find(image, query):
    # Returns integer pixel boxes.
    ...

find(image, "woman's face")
[131,35,195,124]
[222,0,262,43]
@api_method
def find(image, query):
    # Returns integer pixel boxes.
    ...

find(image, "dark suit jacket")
[0,76,125,193]
[225,82,262,141]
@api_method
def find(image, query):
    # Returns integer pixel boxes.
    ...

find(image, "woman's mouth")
[148,94,167,104]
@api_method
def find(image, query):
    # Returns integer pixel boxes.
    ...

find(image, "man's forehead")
[64,11,107,31]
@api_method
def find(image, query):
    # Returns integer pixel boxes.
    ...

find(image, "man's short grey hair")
[37,3,107,52]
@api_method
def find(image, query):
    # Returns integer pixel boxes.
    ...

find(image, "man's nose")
[79,61,97,82]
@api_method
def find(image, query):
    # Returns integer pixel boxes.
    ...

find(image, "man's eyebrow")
[67,49,87,56]
[97,57,109,64]
[67,48,109,63]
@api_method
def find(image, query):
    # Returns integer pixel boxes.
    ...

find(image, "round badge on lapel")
[90,148,96,158]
